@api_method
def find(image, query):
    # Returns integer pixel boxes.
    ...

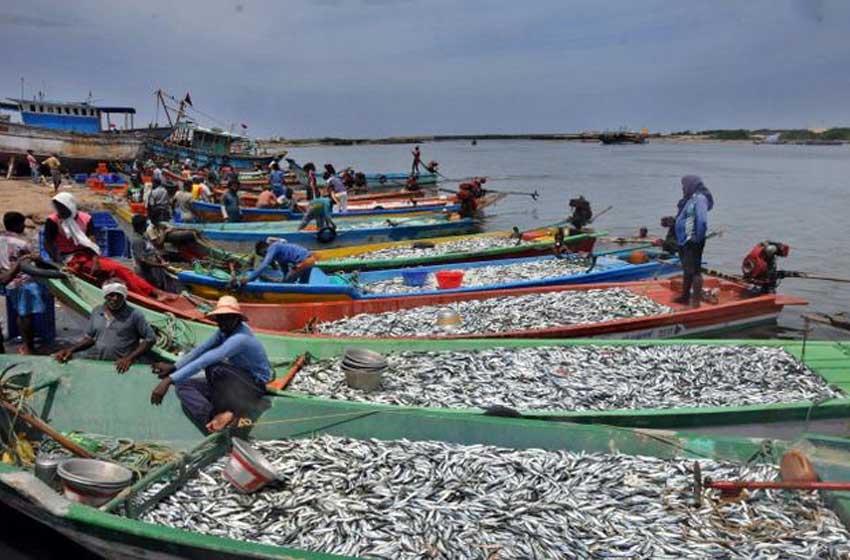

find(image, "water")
[288,140,850,339]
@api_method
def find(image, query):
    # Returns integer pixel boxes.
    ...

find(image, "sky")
[2,0,850,138]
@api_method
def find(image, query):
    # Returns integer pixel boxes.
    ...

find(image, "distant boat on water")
[599,128,649,145]
[0,96,144,173]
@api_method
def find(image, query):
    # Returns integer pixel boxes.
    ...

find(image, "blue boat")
[285,159,439,190]
[144,122,271,169]
[173,216,481,251]
[187,199,459,223]
[177,252,681,303]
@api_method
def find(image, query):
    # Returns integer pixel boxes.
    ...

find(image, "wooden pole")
[0,399,95,458]
[5,156,15,179]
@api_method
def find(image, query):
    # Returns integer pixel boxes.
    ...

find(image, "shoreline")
[258,135,767,149]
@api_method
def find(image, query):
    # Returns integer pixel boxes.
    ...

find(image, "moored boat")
[2,350,850,558]
[177,251,678,303]
[0,97,143,173]
[171,215,481,252]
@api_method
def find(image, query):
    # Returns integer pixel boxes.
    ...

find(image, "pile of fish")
[316,288,673,336]
[143,435,850,559]
[362,257,592,294]
[290,346,841,411]
[340,235,527,261]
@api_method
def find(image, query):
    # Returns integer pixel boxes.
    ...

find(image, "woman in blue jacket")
[674,175,714,306]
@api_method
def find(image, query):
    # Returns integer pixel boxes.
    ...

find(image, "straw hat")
[206,296,244,318]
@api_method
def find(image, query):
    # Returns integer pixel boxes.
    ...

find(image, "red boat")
[103,277,804,340]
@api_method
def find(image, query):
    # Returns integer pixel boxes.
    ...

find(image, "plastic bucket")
[401,269,429,287]
[223,438,277,494]
[57,458,133,507]
[435,270,464,289]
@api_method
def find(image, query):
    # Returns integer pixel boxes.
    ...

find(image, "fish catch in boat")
[362,257,591,294]
[290,346,841,411]
[333,236,528,262]
[315,288,673,336]
[143,435,850,559]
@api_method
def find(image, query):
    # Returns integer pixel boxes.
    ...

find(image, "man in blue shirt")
[150,296,272,433]
[268,162,286,198]
[673,175,714,306]
[237,238,316,286]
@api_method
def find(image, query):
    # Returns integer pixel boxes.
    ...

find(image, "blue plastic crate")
[90,211,119,230]
[97,228,130,258]
[5,285,56,343]
[73,173,89,184]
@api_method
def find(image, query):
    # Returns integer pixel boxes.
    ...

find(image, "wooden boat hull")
[144,139,270,170]
[201,278,803,338]
[174,218,481,252]
[187,199,460,223]
[177,253,680,303]
[10,346,849,558]
[0,121,143,174]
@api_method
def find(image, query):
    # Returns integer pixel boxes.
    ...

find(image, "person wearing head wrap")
[673,175,714,306]
[151,296,271,433]
[43,193,160,297]
[52,280,156,372]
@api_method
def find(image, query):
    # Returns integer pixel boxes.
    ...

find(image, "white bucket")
[222,438,277,494]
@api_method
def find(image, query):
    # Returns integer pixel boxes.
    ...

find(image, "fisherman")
[26,150,39,184]
[303,162,319,200]
[298,187,336,231]
[150,296,272,433]
[326,170,348,213]
[53,280,156,373]
[236,238,316,286]
[131,215,179,293]
[406,173,420,192]
[567,196,593,235]
[152,163,163,184]
[44,193,160,297]
[256,184,279,209]
[221,179,242,222]
[191,175,212,201]
[411,145,422,175]
[1,212,45,355]
[674,175,714,306]
[269,162,286,198]
[353,171,368,193]
[456,183,478,218]
[173,181,195,222]
[42,153,63,193]
[147,178,172,221]
[219,158,235,183]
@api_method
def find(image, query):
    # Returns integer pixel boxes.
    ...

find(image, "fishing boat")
[0,97,143,173]
[2,350,850,558]
[314,230,600,273]
[221,278,807,339]
[144,121,271,169]
[171,215,481,252]
[285,158,439,190]
[176,251,678,303]
[39,276,850,433]
[187,198,461,223]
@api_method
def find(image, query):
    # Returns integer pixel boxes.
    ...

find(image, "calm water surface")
[291,140,850,339]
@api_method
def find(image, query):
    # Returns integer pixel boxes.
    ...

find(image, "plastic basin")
[223,438,278,493]
[401,269,429,287]
[435,270,464,289]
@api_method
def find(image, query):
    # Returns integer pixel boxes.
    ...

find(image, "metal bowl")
[343,348,387,369]
[57,458,133,490]
[435,308,462,326]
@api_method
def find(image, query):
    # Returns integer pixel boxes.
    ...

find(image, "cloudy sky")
[2,0,849,137]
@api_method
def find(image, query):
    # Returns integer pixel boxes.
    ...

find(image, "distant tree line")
[674,128,850,141]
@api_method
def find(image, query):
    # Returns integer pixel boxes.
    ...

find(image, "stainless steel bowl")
[435,308,462,326]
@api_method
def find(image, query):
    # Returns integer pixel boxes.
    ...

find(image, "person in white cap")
[150,295,272,433]
[52,280,156,373]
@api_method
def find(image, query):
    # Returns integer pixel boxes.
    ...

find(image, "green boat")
[1,351,850,558]
[42,276,850,433]
[315,231,605,273]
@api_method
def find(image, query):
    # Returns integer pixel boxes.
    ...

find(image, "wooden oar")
[0,399,95,458]
[438,187,539,200]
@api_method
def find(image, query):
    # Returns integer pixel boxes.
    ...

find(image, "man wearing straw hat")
[150,296,272,433]
[53,280,156,373]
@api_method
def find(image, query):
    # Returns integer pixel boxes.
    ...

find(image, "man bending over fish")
[150,296,272,433]
[234,238,317,287]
